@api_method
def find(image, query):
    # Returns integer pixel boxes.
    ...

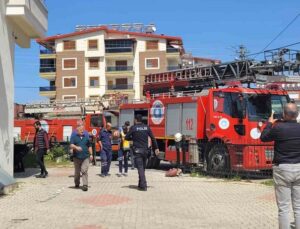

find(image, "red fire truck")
[14,100,120,157]
[119,60,290,173]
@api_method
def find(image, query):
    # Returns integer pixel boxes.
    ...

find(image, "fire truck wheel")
[207,144,230,174]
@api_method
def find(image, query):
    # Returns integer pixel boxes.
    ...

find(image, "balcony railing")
[40,49,56,54]
[106,66,133,72]
[40,86,56,92]
[40,67,56,73]
[107,84,133,90]
[105,47,133,53]
[167,66,180,71]
[167,47,180,53]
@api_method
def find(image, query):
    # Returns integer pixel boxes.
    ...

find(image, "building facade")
[0,0,47,186]
[37,26,184,102]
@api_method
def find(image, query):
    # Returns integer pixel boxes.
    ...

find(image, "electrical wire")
[250,13,300,58]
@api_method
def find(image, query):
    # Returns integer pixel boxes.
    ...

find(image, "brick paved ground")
[0,162,282,229]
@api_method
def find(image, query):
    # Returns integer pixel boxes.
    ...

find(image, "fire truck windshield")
[247,94,288,121]
[90,114,103,128]
[213,92,289,121]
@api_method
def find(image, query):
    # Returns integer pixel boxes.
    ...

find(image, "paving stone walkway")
[0,163,280,229]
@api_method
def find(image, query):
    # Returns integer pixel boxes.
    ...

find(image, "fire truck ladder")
[144,60,256,94]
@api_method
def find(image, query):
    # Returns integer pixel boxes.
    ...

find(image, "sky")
[14,0,300,103]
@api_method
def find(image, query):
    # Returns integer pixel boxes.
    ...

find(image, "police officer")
[98,122,113,177]
[125,114,159,191]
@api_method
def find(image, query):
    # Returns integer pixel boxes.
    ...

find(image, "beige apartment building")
[37,25,184,101]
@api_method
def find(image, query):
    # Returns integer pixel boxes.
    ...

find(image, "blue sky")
[14,0,300,103]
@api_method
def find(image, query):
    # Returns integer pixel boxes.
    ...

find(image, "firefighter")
[125,114,159,191]
[98,122,113,177]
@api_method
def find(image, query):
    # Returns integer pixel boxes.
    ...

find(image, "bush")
[45,145,68,162]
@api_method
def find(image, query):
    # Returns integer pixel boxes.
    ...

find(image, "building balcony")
[166,47,180,59]
[105,48,134,58]
[39,86,56,98]
[106,66,134,77]
[39,66,56,80]
[40,49,56,59]
[6,0,48,48]
[106,84,134,94]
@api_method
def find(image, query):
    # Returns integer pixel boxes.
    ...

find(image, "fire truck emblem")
[40,120,49,133]
[150,100,165,125]
[218,118,230,130]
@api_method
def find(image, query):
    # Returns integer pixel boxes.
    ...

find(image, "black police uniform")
[125,122,158,190]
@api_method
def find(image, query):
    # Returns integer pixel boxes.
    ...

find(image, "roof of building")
[37,26,183,46]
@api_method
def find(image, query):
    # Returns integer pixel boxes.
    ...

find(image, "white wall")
[0,0,16,178]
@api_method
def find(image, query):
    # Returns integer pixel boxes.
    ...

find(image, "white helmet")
[174,133,182,142]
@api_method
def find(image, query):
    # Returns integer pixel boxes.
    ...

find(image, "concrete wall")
[0,0,15,178]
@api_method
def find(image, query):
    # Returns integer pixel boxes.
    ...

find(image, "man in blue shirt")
[70,125,93,191]
[98,122,112,177]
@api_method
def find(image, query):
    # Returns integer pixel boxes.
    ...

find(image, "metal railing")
[39,86,56,92]
[40,67,56,73]
[107,84,133,90]
[167,47,180,53]
[40,49,56,55]
[106,66,133,71]
[105,47,133,53]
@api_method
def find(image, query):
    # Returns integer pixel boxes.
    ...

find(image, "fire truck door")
[181,103,197,138]
[166,104,182,136]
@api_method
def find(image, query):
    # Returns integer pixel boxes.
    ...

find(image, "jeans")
[100,150,112,175]
[273,163,300,229]
[118,149,129,173]
[36,149,47,174]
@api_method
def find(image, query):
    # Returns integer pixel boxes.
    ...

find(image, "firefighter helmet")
[174,133,182,142]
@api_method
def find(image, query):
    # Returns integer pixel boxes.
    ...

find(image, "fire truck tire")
[207,144,230,174]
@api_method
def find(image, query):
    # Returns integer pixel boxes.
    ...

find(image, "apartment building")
[37,25,183,102]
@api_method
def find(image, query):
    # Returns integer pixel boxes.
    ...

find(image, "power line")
[251,13,300,58]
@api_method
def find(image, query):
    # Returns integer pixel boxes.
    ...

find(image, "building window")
[63,76,77,88]
[63,95,77,101]
[89,58,99,69]
[62,58,77,70]
[145,58,159,69]
[146,40,159,50]
[89,77,99,87]
[63,40,76,50]
[88,39,98,50]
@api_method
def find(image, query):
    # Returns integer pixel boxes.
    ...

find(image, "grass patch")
[261,179,274,186]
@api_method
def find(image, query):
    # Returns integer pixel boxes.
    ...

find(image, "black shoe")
[42,172,48,178]
[99,174,106,178]
[75,184,80,188]
[138,187,147,191]
[82,185,88,191]
[106,173,111,177]
[35,174,44,178]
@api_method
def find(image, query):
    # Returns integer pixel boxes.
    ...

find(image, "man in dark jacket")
[33,121,49,178]
[125,114,159,191]
[260,103,300,229]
